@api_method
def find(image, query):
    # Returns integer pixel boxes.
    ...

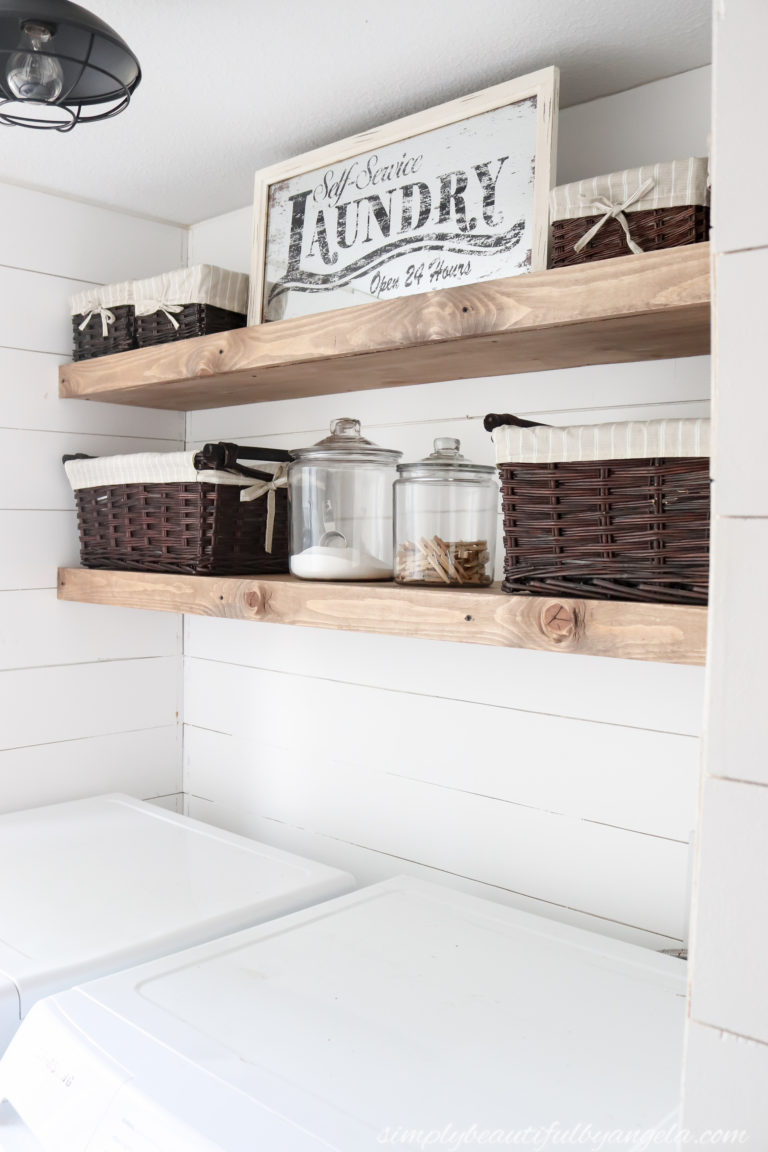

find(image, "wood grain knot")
[245,589,264,613]
[540,601,583,645]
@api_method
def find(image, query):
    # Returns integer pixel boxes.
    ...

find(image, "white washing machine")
[0,793,353,1057]
[0,876,687,1152]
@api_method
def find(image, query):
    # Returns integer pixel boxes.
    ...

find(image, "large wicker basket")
[64,443,290,576]
[486,414,711,605]
[550,157,710,268]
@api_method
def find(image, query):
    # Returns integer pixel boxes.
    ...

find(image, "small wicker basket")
[64,443,290,576]
[133,265,248,348]
[70,281,135,361]
[550,158,710,268]
[486,414,711,605]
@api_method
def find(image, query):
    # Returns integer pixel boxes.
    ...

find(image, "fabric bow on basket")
[134,299,185,329]
[78,304,116,338]
[573,177,656,256]
[240,462,289,553]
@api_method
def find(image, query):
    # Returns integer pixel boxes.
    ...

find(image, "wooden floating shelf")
[57,568,707,666]
[59,245,711,412]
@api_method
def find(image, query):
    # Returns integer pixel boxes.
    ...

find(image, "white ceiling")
[0,0,711,226]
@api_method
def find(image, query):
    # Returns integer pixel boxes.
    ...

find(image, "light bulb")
[6,22,64,104]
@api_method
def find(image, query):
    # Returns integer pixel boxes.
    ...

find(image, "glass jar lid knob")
[432,437,462,456]
[331,418,361,438]
[396,435,496,475]
[428,438,465,460]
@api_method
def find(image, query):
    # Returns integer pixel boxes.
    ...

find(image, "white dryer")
[0,876,686,1151]
[0,793,353,1055]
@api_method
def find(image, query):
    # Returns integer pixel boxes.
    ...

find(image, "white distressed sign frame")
[248,67,559,325]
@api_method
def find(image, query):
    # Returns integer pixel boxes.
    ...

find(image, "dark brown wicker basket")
[550,205,710,268]
[486,416,710,605]
[497,457,710,604]
[136,303,247,348]
[67,443,289,576]
[72,305,136,361]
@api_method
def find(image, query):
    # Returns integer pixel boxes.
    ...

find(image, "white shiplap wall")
[183,68,711,950]
[0,183,187,813]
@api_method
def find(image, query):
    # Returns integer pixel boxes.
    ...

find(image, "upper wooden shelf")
[57,568,707,666]
[59,245,711,412]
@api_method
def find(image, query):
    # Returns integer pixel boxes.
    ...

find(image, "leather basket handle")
[483,414,550,433]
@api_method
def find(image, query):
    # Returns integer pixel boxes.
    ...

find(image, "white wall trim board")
[681,2,768,1142]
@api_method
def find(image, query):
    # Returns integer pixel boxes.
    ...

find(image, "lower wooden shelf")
[57,568,707,665]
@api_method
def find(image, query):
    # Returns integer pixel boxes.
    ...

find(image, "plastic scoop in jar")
[319,531,347,548]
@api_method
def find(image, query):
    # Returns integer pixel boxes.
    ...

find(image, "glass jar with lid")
[289,418,401,581]
[394,438,498,586]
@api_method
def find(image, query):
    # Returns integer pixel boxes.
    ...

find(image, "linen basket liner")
[550,157,709,223]
[132,264,248,318]
[64,451,285,497]
[64,450,288,555]
[492,418,710,465]
[69,279,135,343]
[69,279,134,317]
[69,265,248,340]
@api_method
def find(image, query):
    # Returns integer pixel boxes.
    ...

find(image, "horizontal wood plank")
[181,713,689,938]
[0,589,179,670]
[0,266,99,358]
[0,428,183,512]
[57,568,707,665]
[59,245,711,411]
[0,347,184,440]
[0,512,78,590]
[0,728,181,815]
[184,794,684,952]
[0,182,184,286]
[184,612,706,734]
[0,656,179,751]
[183,657,699,839]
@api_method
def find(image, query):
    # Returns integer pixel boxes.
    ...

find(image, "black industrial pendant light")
[0,0,140,130]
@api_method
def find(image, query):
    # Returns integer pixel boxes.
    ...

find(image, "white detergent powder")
[290,545,393,580]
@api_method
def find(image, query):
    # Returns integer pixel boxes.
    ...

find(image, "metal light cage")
[0,0,140,130]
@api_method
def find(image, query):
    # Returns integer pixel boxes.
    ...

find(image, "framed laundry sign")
[248,67,559,324]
